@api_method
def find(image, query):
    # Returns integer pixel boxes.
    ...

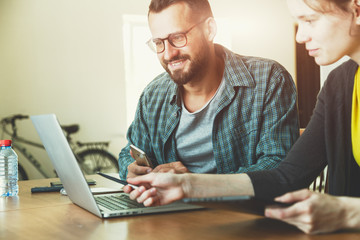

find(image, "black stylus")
[97,172,138,189]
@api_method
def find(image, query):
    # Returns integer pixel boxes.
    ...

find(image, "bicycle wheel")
[76,149,119,174]
[18,163,28,180]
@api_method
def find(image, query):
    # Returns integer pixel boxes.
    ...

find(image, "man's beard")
[161,41,210,86]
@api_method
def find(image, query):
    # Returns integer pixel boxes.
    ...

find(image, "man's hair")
[148,0,214,20]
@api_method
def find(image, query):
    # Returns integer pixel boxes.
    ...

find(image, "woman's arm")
[125,171,360,234]
[124,172,254,206]
[265,189,360,234]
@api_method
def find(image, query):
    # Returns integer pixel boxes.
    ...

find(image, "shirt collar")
[217,44,256,88]
[169,44,256,106]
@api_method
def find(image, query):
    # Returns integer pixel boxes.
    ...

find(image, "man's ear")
[203,17,217,42]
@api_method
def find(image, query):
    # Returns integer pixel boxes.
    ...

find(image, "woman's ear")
[203,17,217,42]
[355,0,360,24]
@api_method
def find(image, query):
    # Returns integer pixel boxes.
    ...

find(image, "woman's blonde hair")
[304,0,352,12]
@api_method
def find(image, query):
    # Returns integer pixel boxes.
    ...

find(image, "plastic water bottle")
[0,140,19,197]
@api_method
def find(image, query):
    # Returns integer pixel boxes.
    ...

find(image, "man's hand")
[127,148,188,178]
[152,161,190,174]
[127,161,152,178]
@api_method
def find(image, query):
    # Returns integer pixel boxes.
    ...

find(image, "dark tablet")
[182,196,292,216]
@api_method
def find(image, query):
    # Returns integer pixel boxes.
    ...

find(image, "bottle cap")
[0,140,12,147]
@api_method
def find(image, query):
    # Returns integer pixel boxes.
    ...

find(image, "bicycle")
[0,114,119,180]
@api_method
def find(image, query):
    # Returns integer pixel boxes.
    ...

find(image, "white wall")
[211,0,295,76]
[0,0,295,179]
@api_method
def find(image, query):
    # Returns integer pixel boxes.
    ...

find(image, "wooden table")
[1,175,360,240]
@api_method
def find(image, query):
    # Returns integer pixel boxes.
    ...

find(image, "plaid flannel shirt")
[118,45,299,180]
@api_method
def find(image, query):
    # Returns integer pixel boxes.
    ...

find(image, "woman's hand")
[265,189,360,234]
[123,173,255,208]
[123,172,188,207]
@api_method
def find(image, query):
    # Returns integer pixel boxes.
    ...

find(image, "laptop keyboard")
[95,194,145,211]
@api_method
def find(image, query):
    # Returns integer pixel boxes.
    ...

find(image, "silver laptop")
[31,114,203,218]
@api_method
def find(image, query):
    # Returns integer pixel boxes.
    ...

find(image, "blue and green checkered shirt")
[119,45,299,180]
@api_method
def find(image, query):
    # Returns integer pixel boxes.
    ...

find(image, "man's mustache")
[163,55,191,65]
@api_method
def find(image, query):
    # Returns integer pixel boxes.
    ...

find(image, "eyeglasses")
[146,19,207,54]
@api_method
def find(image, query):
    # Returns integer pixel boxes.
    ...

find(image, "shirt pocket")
[230,114,258,139]
[229,118,258,166]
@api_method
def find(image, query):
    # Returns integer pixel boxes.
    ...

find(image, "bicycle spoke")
[76,149,119,174]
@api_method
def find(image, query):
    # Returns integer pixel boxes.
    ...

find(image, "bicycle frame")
[1,114,119,179]
[11,135,51,178]
[1,116,52,178]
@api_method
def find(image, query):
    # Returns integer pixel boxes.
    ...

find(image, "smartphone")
[50,179,96,187]
[130,144,153,168]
